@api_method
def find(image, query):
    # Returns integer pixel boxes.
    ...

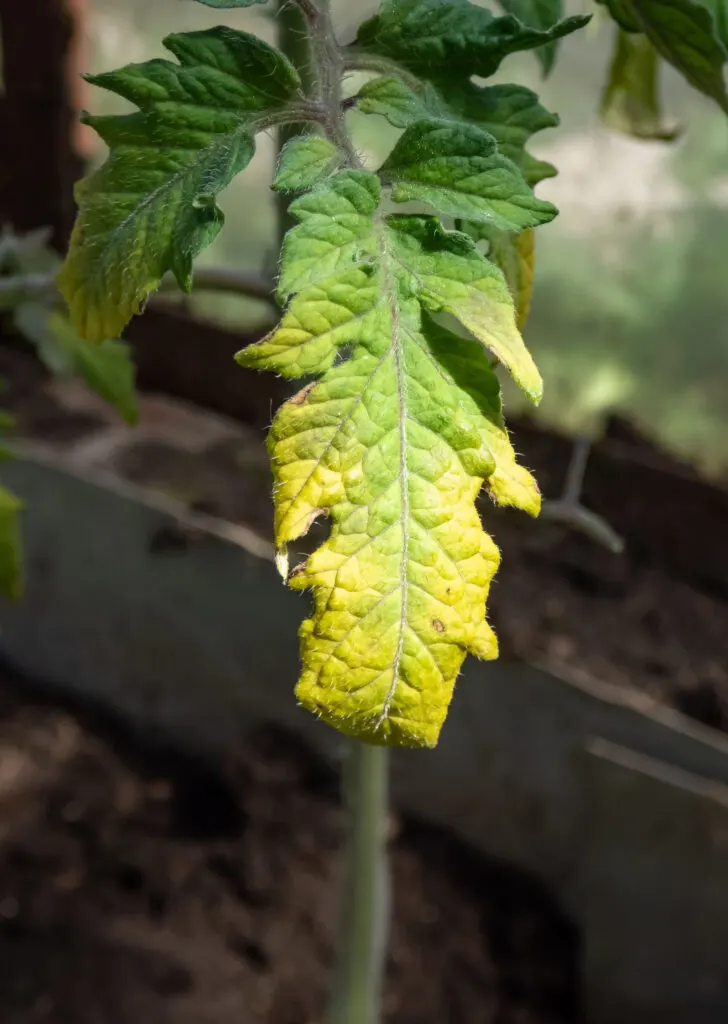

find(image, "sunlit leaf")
[380,119,557,232]
[237,170,540,747]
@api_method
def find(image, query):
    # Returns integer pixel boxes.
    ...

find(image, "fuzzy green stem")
[328,741,390,1024]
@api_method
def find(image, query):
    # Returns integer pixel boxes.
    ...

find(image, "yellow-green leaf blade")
[386,216,542,402]
[238,171,541,747]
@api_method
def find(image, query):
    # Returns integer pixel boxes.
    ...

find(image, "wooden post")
[0,0,82,248]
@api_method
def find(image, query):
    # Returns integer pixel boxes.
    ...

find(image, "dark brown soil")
[489,516,728,732]
[0,666,578,1024]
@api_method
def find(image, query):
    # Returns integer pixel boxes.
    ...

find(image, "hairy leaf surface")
[354,0,589,80]
[380,120,557,231]
[58,27,302,342]
[237,170,540,747]
[465,225,535,331]
[274,135,340,192]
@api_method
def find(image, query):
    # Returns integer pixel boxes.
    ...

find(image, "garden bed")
[2,336,728,1024]
[0,664,577,1024]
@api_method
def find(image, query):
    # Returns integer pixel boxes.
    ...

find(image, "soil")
[0,665,578,1024]
[489,515,728,731]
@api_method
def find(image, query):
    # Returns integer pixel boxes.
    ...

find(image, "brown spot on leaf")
[432,619,445,634]
[288,382,316,406]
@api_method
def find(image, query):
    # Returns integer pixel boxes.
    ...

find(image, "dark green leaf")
[599,0,728,110]
[354,0,590,80]
[58,27,302,342]
[357,78,558,186]
[497,0,564,74]
[439,81,559,186]
[596,0,642,32]
[380,119,557,231]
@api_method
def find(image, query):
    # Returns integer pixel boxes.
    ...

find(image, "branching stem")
[293,0,360,166]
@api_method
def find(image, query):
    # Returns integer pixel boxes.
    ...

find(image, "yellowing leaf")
[480,226,536,331]
[58,27,302,342]
[237,171,540,747]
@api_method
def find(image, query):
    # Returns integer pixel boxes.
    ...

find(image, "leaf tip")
[275,546,289,580]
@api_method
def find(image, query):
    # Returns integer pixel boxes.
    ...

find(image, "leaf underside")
[237,171,541,747]
[597,0,728,111]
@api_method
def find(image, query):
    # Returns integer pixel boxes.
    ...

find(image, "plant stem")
[275,11,390,1022]
[328,740,390,1024]
[276,0,316,246]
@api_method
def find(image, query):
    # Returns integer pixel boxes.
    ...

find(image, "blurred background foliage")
[82,0,728,477]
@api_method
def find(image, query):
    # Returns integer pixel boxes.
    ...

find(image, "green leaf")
[357,78,558,187]
[57,27,302,343]
[354,0,590,80]
[437,82,559,186]
[237,170,540,747]
[356,76,447,129]
[463,223,536,331]
[599,0,728,111]
[273,135,340,192]
[596,0,642,32]
[380,119,557,232]
[497,0,564,74]
[703,0,728,48]
[14,305,139,424]
[601,29,680,139]
[0,483,22,601]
